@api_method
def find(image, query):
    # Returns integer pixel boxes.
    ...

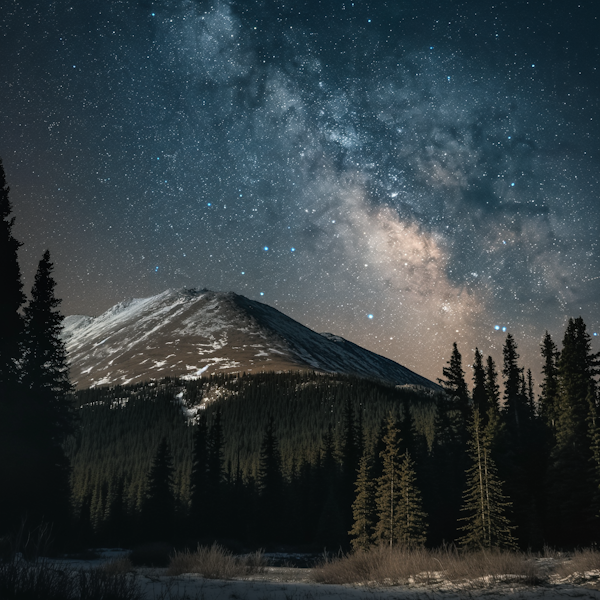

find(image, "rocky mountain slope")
[63,288,439,390]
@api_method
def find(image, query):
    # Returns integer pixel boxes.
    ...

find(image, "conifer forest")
[2,157,600,553]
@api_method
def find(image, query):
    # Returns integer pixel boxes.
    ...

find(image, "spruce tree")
[257,416,283,541]
[0,157,25,395]
[484,356,501,413]
[472,349,487,417]
[547,317,600,545]
[0,159,26,535]
[19,250,74,530]
[189,413,208,535]
[205,408,224,534]
[22,250,74,441]
[315,423,346,547]
[526,369,536,417]
[349,451,376,551]
[341,398,358,533]
[502,333,527,436]
[396,449,427,547]
[539,331,559,430]
[458,408,516,549]
[438,342,470,423]
[143,437,175,541]
[374,414,403,547]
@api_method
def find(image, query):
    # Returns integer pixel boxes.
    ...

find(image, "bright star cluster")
[1,0,599,382]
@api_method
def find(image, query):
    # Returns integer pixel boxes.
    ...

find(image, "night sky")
[2,0,599,383]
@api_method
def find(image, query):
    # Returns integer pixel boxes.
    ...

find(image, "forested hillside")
[67,372,437,547]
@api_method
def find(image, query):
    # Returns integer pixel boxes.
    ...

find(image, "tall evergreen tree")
[547,317,600,545]
[22,250,74,441]
[502,333,527,435]
[539,331,559,430]
[205,408,225,533]
[438,342,470,423]
[143,437,175,541]
[257,416,283,541]
[189,413,208,535]
[458,408,516,549]
[0,157,25,395]
[396,449,427,547]
[472,349,487,417]
[349,451,376,551]
[315,423,346,548]
[340,398,359,528]
[484,356,501,413]
[374,415,403,547]
[526,369,536,417]
[0,159,26,535]
[18,251,74,530]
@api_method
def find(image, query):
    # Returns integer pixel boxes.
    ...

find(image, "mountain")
[63,288,440,391]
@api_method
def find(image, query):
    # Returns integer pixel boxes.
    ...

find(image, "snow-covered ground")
[48,550,600,600]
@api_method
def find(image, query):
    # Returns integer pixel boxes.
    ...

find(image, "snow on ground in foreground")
[49,552,600,600]
[136,570,600,600]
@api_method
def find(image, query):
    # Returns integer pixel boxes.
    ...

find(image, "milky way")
[2,0,599,382]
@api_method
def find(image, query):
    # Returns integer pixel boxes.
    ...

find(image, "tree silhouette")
[143,437,175,541]
[257,416,283,541]
[189,413,208,535]
[20,250,74,530]
[438,342,469,424]
[0,158,26,535]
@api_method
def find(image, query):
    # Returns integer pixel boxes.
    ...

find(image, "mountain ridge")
[63,288,440,391]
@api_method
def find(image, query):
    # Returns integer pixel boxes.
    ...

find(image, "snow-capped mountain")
[63,288,440,391]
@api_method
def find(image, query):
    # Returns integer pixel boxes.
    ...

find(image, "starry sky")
[2,0,600,384]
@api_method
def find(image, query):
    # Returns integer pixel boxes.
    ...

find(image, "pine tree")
[205,408,224,534]
[189,413,208,536]
[547,317,600,545]
[0,157,25,396]
[374,415,403,547]
[587,384,600,530]
[539,331,559,430]
[484,356,501,413]
[472,349,487,417]
[341,398,358,533]
[438,342,470,423]
[18,250,74,530]
[0,158,26,535]
[349,452,376,551]
[526,369,536,417]
[396,449,428,547]
[502,333,527,436]
[257,416,283,541]
[315,423,346,547]
[458,408,516,549]
[143,437,175,541]
[22,250,74,441]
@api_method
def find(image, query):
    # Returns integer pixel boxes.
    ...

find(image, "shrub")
[98,556,134,575]
[312,545,540,587]
[167,544,267,578]
[553,548,600,580]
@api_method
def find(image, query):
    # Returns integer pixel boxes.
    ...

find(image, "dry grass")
[98,556,134,575]
[0,557,142,600]
[553,548,600,579]
[312,545,540,587]
[167,544,267,578]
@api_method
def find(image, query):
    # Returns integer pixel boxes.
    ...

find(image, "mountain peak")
[63,288,439,391]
